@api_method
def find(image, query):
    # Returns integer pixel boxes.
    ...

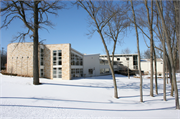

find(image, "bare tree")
[155,0,179,109]
[130,0,143,102]
[76,0,125,98]
[143,49,150,59]
[1,1,65,85]
[144,0,154,97]
[121,48,131,54]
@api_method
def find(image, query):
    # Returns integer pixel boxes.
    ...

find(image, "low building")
[100,54,139,70]
[141,59,163,76]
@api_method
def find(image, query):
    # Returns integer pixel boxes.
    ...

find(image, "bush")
[1,70,17,76]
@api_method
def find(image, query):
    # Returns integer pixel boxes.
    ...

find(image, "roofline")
[84,54,100,57]
[71,48,84,56]
[100,54,138,56]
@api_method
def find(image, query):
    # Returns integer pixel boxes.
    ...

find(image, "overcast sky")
[1,2,152,55]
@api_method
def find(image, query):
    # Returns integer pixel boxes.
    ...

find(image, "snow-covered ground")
[0,73,180,119]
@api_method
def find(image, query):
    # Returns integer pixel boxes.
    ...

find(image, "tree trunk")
[163,30,166,101]
[33,1,40,85]
[154,46,158,95]
[145,0,154,97]
[173,1,180,73]
[131,0,143,102]
[98,30,118,99]
[155,0,179,109]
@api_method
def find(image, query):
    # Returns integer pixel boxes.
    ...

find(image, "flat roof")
[100,54,138,56]
[71,48,84,56]
[84,54,100,57]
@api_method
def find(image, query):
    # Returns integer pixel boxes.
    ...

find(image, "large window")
[71,68,83,78]
[100,68,110,74]
[53,50,62,66]
[133,55,138,69]
[71,53,83,66]
[53,68,62,78]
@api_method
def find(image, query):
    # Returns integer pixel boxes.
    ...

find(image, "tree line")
[1,0,179,109]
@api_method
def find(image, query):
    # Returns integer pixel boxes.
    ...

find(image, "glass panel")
[76,69,79,73]
[100,69,104,74]
[76,61,79,65]
[105,68,110,73]
[58,52,61,56]
[58,61,61,65]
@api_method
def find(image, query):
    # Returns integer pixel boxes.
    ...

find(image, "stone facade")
[7,43,33,77]
[7,43,71,80]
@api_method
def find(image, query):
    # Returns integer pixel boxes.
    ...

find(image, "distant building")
[7,42,163,80]
[141,59,163,75]
[100,54,139,70]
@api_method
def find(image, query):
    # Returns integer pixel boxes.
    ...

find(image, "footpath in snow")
[0,73,180,119]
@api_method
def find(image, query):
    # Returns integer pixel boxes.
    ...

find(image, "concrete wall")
[83,54,100,77]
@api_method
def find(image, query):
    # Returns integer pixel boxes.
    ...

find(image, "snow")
[0,74,180,119]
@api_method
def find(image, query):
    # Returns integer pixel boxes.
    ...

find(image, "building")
[100,54,139,70]
[8,43,118,80]
[141,59,163,76]
[7,43,163,80]
[7,43,72,80]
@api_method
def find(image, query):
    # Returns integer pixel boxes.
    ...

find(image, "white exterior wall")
[141,59,163,75]
[141,61,150,74]
[118,57,134,69]
[83,54,100,77]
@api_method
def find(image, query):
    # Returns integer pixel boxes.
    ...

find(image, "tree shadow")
[0,104,175,111]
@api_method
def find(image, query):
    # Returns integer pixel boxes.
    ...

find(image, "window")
[133,55,138,69]
[71,68,83,78]
[89,69,93,74]
[100,60,104,65]
[40,48,44,66]
[100,69,104,74]
[53,68,62,78]
[40,69,43,77]
[58,68,62,78]
[53,68,57,78]
[71,52,83,66]
[117,58,120,61]
[105,68,110,73]
[126,58,129,60]
[53,50,62,66]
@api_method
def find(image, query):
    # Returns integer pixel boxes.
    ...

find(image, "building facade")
[7,43,71,80]
[7,43,163,80]
[141,59,163,75]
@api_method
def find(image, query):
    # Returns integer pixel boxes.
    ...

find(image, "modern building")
[7,43,163,80]
[7,43,119,80]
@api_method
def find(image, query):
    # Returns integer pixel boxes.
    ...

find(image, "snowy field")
[0,73,180,119]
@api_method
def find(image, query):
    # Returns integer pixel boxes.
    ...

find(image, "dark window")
[117,58,120,61]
